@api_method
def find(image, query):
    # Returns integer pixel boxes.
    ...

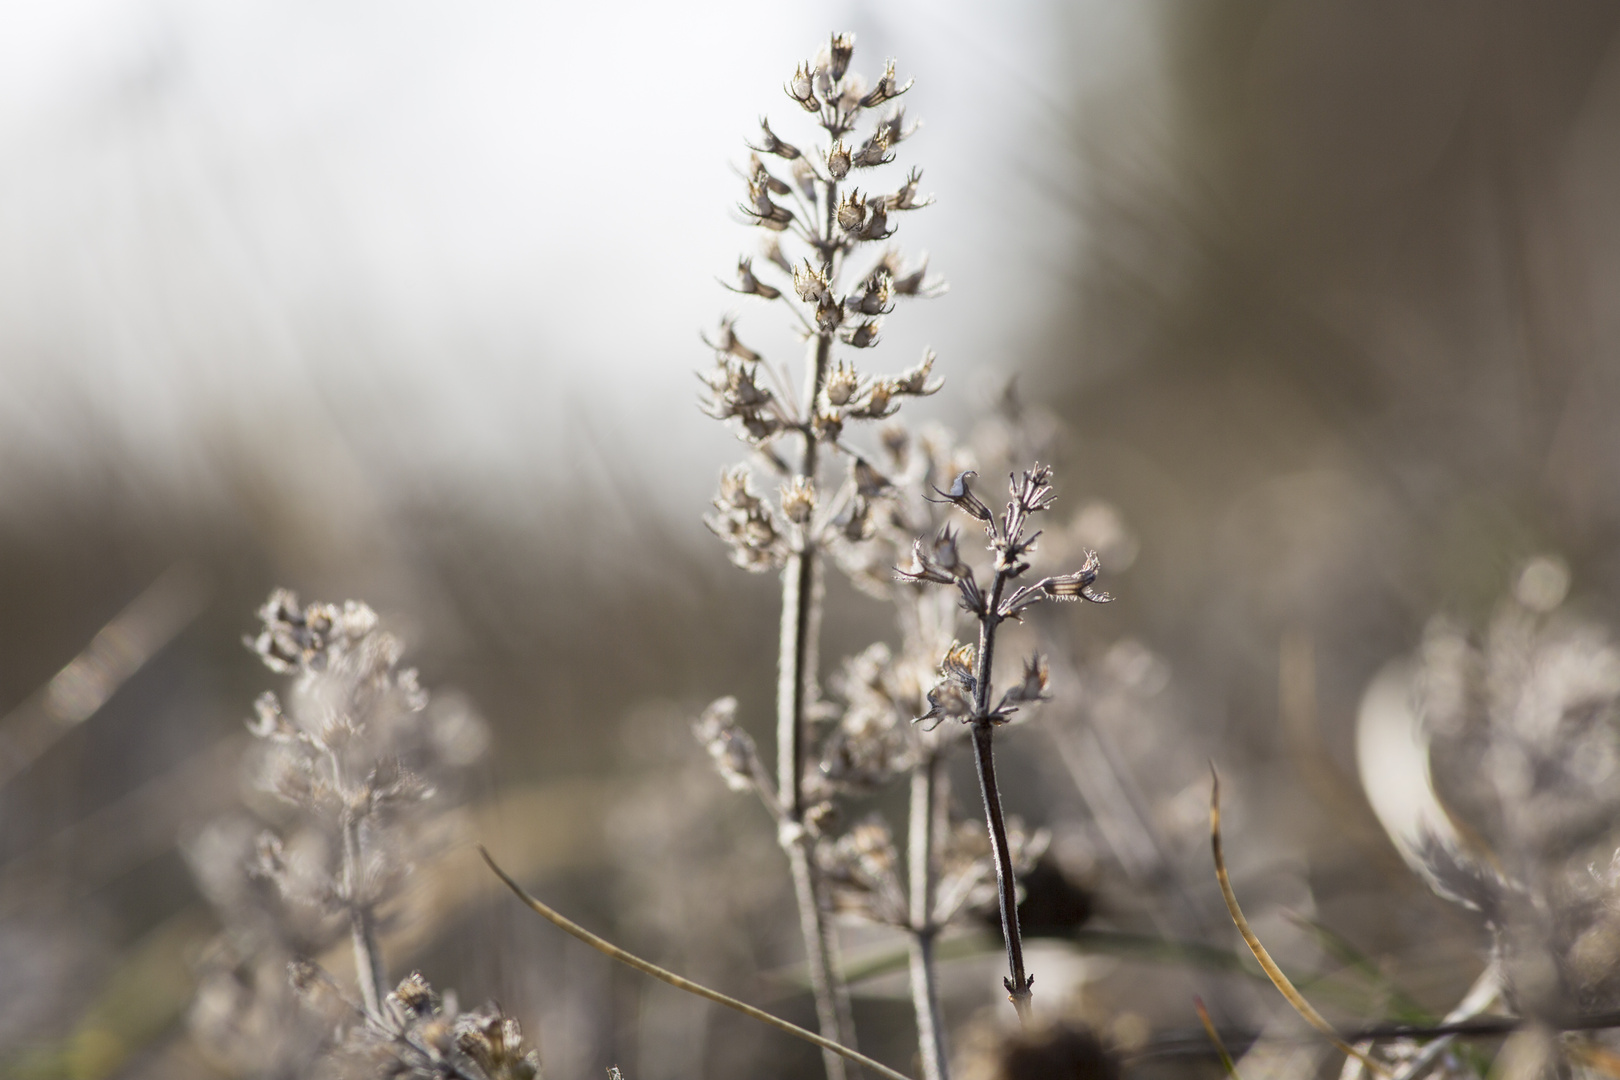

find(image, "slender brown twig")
[1209,768,1391,1077]
[479,847,914,1080]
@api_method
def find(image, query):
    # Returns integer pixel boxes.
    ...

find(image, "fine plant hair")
[699,31,941,1080]
[697,32,1109,1079]
[186,590,540,1080]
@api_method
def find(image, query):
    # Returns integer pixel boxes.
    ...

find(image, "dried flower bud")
[825,361,861,406]
[787,62,818,111]
[731,256,781,300]
[826,140,852,180]
[851,128,895,169]
[781,476,816,525]
[750,116,801,160]
[860,59,913,108]
[828,32,856,82]
[842,319,881,348]
[836,190,869,234]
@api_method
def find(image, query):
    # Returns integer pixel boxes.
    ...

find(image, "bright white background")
[0,1,1154,513]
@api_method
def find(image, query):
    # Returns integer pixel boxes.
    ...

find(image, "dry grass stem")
[1209,768,1391,1077]
[479,846,915,1080]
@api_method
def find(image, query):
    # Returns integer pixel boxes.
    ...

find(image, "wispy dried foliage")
[187,590,538,1080]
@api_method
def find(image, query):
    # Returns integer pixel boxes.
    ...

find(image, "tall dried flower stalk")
[187,590,540,1080]
[899,466,1110,1021]
[700,31,942,1079]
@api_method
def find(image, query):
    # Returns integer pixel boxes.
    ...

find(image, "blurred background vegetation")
[5,2,1620,1077]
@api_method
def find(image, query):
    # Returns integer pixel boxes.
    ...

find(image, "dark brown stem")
[969,569,1034,1023]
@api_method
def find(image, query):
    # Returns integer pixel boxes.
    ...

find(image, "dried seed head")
[875,106,919,147]
[892,253,944,297]
[454,1005,541,1080]
[732,257,781,300]
[889,166,934,210]
[793,260,831,304]
[860,381,896,419]
[852,269,894,316]
[931,470,995,524]
[825,361,861,407]
[815,296,845,333]
[780,476,816,525]
[857,197,893,241]
[851,128,895,169]
[853,458,892,498]
[741,176,794,231]
[996,655,1051,718]
[812,409,844,444]
[761,236,792,274]
[750,116,801,160]
[749,153,791,196]
[704,315,760,363]
[790,157,819,200]
[892,349,943,396]
[826,140,852,180]
[707,468,784,572]
[860,59,914,108]
[819,815,909,926]
[694,696,761,793]
[841,319,881,349]
[827,32,856,82]
[1041,551,1111,603]
[787,62,817,111]
[836,189,869,233]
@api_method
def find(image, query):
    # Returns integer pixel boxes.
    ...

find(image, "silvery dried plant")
[187,590,540,1080]
[697,31,943,1080]
[695,33,1109,1080]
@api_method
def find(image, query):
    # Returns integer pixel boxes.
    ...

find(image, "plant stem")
[342,812,387,1020]
[775,168,857,1078]
[969,570,1034,1024]
[908,747,950,1080]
